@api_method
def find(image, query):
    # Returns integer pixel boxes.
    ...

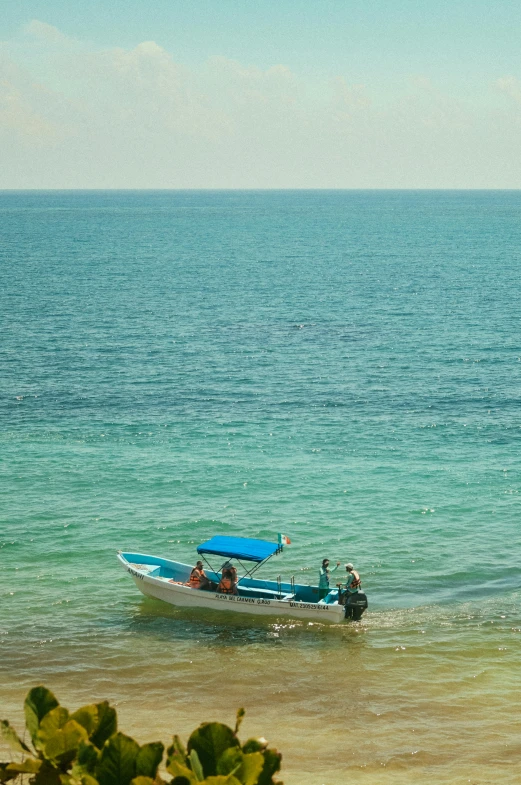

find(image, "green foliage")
[1,722,30,756]
[89,705,117,752]
[1,689,282,785]
[217,749,263,785]
[135,743,164,780]
[24,688,59,747]
[70,741,99,782]
[96,733,140,785]
[187,722,238,778]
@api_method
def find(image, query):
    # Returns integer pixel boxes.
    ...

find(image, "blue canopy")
[197,536,280,562]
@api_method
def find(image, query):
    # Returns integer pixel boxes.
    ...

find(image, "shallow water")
[1,190,521,783]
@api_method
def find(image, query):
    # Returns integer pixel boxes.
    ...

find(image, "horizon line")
[1,187,521,193]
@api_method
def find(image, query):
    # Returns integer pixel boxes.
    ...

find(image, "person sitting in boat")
[186,560,210,590]
[217,562,238,595]
[319,557,341,600]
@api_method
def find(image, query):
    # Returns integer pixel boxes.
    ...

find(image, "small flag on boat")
[278,534,291,545]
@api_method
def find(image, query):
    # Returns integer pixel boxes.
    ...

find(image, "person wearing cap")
[186,560,210,590]
[343,563,361,595]
[318,558,341,600]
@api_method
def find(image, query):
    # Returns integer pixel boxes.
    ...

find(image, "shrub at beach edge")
[1,687,282,785]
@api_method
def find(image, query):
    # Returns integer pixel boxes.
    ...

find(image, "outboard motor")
[344,592,368,621]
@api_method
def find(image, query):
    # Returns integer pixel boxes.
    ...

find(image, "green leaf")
[256,749,281,785]
[71,706,99,738]
[130,777,154,785]
[187,724,238,779]
[216,748,243,777]
[37,707,71,751]
[58,774,84,785]
[32,761,63,785]
[188,751,203,783]
[96,733,140,785]
[90,704,117,751]
[203,777,242,785]
[0,763,18,784]
[235,753,264,785]
[63,773,99,785]
[233,711,245,737]
[0,719,31,753]
[24,687,60,745]
[240,740,266,755]
[216,749,263,785]
[70,741,100,783]
[166,736,187,768]
[71,703,117,750]
[5,759,42,774]
[135,743,164,779]
[42,720,89,766]
[166,758,197,785]
[75,741,100,773]
[166,735,190,785]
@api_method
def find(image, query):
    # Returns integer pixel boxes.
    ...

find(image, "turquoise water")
[2,190,521,783]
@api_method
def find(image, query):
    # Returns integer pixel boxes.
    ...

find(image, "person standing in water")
[318,558,341,600]
[343,563,361,596]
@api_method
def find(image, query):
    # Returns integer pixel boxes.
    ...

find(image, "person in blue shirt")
[318,558,341,600]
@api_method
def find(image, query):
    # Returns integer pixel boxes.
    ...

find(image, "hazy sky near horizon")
[1,0,521,188]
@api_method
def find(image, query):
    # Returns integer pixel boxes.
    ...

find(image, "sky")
[1,0,521,188]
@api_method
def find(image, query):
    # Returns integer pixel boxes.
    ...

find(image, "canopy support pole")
[235,552,278,585]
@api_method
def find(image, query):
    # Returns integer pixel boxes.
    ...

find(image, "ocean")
[1,190,520,784]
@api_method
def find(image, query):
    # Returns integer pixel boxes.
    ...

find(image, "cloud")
[495,76,521,105]
[0,80,56,140]
[1,20,521,188]
[107,40,181,85]
[0,54,66,143]
[393,75,471,131]
[25,19,66,42]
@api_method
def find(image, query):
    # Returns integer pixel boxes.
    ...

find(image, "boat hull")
[118,552,346,623]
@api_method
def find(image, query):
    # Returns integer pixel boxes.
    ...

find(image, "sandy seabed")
[2,599,521,785]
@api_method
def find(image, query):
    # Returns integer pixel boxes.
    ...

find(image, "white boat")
[117,535,368,623]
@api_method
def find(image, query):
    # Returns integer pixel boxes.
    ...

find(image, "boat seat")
[237,586,286,600]
[318,589,339,605]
